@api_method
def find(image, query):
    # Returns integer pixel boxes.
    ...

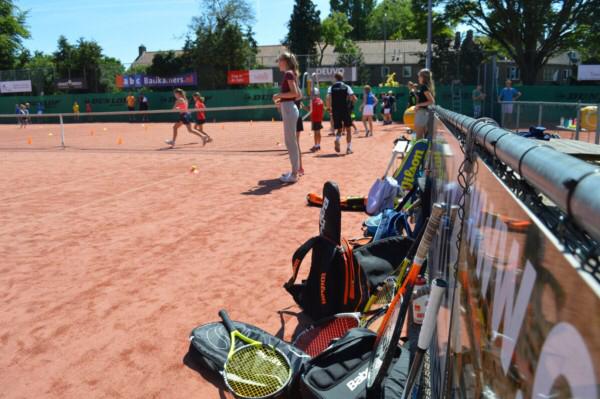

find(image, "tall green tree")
[183,0,258,89]
[577,6,600,63]
[316,11,354,66]
[459,30,484,84]
[147,51,186,76]
[446,0,600,84]
[0,0,30,70]
[330,0,375,41]
[285,0,321,70]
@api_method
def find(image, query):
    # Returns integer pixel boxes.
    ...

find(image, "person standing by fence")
[414,69,436,140]
[126,92,136,122]
[472,85,486,118]
[498,80,521,128]
[273,52,302,184]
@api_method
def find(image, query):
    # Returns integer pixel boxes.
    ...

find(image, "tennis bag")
[285,181,414,321]
[299,328,410,399]
[185,319,310,395]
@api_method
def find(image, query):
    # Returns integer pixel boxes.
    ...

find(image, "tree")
[285,0,321,70]
[367,0,455,41]
[337,46,370,84]
[316,11,354,66]
[147,51,185,76]
[459,30,484,84]
[24,51,56,94]
[577,7,600,63]
[0,0,30,70]
[446,0,600,84]
[99,57,125,93]
[183,0,258,89]
[330,0,375,41]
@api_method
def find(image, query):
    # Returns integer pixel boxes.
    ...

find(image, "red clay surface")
[0,120,408,398]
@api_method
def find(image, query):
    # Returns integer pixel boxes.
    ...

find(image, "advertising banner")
[56,79,87,90]
[427,121,600,398]
[578,65,600,81]
[307,67,357,82]
[228,69,274,85]
[249,69,273,84]
[228,70,250,85]
[0,80,32,94]
[116,72,197,88]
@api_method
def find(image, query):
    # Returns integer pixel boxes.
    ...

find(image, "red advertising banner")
[228,70,250,85]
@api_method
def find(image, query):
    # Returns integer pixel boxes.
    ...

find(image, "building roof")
[132,41,576,68]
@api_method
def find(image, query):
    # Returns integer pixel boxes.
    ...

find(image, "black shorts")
[196,118,206,125]
[179,113,191,124]
[297,115,304,132]
[311,121,323,131]
[332,111,352,130]
[140,104,149,111]
[128,106,135,112]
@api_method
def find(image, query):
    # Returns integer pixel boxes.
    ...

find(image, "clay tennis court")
[0,120,405,398]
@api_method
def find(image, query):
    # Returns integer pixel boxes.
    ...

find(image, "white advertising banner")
[249,69,273,84]
[578,65,600,81]
[307,67,358,82]
[0,80,32,93]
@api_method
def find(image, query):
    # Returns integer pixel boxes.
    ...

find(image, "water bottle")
[411,277,429,325]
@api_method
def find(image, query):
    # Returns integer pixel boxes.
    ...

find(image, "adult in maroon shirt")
[272,52,302,183]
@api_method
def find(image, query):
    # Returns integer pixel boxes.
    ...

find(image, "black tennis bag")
[299,328,410,399]
[185,319,310,396]
[285,181,414,321]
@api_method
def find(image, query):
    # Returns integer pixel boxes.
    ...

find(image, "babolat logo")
[320,273,327,304]
[346,368,368,391]
[401,149,425,190]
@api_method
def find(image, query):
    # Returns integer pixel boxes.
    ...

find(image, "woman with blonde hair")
[272,52,302,183]
[360,85,378,137]
[413,69,435,139]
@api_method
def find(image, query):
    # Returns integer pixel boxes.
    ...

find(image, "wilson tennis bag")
[299,328,410,399]
[285,182,414,321]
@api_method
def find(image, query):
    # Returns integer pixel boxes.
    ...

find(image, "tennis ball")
[103,128,108,131]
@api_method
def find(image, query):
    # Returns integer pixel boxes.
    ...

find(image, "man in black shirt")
[326,72,358,154]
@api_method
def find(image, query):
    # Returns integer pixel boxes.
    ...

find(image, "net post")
[537,103,542,126]
[594,104,600,144]
[575,101,581,141]
[59,114,65,148]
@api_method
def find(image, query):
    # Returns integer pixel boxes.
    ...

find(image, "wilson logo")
[401,149,425,190]
[346,368,368,391]
[320,273,327,304]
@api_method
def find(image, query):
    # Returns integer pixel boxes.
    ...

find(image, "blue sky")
[17,0,331,65]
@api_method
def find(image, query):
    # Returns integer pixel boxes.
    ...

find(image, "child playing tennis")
[310,89,324,152]
[164,88,207,147]
[192,92,212,144]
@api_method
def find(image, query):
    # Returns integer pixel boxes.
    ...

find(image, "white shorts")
[383,108,391,115]
[502,104,514,114]
[363,104,374,117]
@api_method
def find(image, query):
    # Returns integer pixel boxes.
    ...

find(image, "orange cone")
[117,137,123,145]
[27,137,32,145]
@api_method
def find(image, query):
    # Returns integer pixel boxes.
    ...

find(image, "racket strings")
[225,345,290,398]
[294,317,360,357]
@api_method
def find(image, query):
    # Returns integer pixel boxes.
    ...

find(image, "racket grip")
[218,309,237,334]
[414,204,445,265]
[417,279,447,350]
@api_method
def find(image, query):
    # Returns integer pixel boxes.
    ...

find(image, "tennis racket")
[218,310,292,399]
[401,278,447,399]
[360,219,428,325]
[365,203,445,396]
[292,309,389,357]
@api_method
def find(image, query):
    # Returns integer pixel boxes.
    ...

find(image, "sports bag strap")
[285,236,320,288]
[340,237,356,302]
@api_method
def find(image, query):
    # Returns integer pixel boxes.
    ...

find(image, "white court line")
[0,173,184,237]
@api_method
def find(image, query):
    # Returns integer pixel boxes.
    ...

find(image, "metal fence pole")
[516,103,520,133]
[575,102,581,141]
[501,103,505,127]
[59,114,65,148]
[596,104,600,145]
[537,103,543,126]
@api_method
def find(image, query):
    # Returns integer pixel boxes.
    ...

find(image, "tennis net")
[0,104,282,150]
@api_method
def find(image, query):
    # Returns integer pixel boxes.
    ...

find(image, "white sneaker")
[280,173,298,183]
[165,139,175,146]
